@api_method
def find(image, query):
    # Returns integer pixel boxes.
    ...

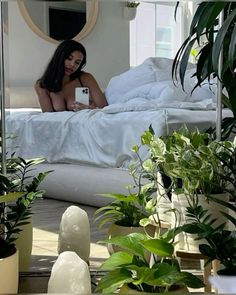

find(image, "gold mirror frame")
[17,0,99,44]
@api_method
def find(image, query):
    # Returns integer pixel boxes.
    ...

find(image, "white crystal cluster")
[58,205,90,262]
[47,205,91,293]
[47,251,91,294]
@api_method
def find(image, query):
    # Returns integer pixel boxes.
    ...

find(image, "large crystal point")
[58,205,90,263]
[47,251,91,294]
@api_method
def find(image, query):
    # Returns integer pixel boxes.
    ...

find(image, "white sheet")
[6,102,232,168]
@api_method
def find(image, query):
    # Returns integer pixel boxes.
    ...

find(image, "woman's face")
[64,50,84,76]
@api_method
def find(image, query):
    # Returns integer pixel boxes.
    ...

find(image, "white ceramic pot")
[123,7,137,21]
[209,275,236,294]
[0,249,19,294]
[171,193,229,252]
[14,216,33,272]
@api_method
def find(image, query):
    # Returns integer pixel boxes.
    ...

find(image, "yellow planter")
[0,249,19,294]
[14,217,33,272]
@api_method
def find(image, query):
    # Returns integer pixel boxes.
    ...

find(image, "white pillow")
[105,57,213,105]
[105,61,156,104]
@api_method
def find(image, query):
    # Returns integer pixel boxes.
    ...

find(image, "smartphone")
[75,87,89,105]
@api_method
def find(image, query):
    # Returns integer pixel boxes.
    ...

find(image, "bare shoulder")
[34,80,41,91]
[80,71,97,83]
[34,80,48,95]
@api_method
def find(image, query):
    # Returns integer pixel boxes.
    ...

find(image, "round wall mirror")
[17,0,99,43]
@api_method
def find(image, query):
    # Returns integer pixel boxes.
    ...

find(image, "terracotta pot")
[0,249,19,293]
[171,193,229,251]
[14,216,33,272]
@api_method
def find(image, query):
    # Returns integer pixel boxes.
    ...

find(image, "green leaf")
[212,8,236,72]
[228,23,236,68]
[141,239,174,257]
[0,192,25,203]
[96,268,133,294]
[100,233,147,258]
[100,251,133,270]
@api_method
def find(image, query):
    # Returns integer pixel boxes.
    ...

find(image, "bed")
[5,57,233,207]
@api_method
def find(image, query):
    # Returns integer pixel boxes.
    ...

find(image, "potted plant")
[126,1,140,8]
[0,156,51,293]
[96,230,204,293]
[179,136,236,292]
[136,125,234,251]
[172,2,236,139]
[94,178,158,253]
[123,1,140,21]
[94,133,172,253]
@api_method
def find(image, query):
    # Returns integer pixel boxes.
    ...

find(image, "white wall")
[8,1,129,91]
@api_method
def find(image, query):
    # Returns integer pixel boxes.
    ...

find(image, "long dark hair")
[39,40,87,92]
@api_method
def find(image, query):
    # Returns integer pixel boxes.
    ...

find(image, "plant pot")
[119,283,189,293]
[123,7,137,21]
[171,193,229,252]
[107,223,156,254]
[14,216,33,272]
[209,274,236,294]
[0,249,19,293]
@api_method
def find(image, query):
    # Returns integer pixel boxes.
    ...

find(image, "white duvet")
[5,58,232,168]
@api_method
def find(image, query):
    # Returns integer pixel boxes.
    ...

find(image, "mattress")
[6,106,233,169]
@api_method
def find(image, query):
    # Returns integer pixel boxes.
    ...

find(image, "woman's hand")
[71,101,92,111]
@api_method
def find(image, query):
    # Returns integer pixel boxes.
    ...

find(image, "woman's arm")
[34,81,54,112]
[80,72,108,108]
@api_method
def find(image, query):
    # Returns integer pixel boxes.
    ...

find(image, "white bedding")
[5,57,233,168]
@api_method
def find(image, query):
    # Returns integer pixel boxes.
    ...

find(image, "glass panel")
[130,1,184,67]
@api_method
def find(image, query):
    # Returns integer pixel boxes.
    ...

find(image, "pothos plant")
[0,157,52,258]
[181,136,236,275]
[96,230,204,293]
[139,125,235,198]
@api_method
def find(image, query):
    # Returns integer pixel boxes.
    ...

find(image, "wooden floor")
[19,197,206,293]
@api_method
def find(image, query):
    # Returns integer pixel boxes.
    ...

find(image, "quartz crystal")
[58,205,90,263]
[47,251,91,294]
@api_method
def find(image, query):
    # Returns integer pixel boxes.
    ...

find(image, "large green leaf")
[96,268,133,293]
[100,233,147,258]
[100,251,133,271]
[141,239,174,257]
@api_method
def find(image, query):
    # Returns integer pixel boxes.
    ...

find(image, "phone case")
[75,87,89,105]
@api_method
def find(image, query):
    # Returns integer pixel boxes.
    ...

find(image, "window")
[130,2,186,67]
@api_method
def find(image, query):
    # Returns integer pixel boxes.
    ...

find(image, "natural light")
[130,1,192,67]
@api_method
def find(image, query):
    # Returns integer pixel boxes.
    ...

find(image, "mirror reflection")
[17,0,99,43]
[23,1,86,40]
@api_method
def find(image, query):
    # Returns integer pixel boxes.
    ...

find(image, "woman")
[35,40,107,112]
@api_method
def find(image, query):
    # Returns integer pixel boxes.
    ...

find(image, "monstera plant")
[173,2,236,139]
